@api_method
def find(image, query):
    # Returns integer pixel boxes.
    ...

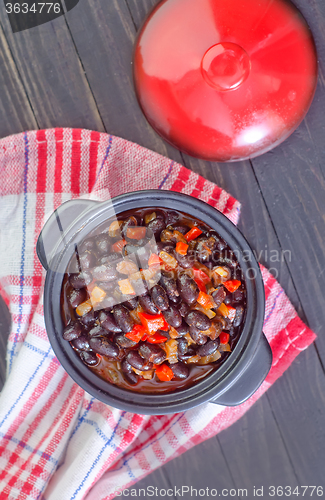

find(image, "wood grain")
[0,2,104,131]
[0,0,324,495]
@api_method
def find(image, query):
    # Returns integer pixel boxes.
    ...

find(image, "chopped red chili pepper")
[193,267,211,284]
[219,332,230,344]
[125,324,147,343]
[138,312,169,335]
[111,239,126,252]
[223,280,241,293]
[126,227,147,240]
[155,363,174,381]
[194,278,207,293]
[146,332,168,344]
[185,226,203,242]
[148,253,163,267]
[175,241,189,255]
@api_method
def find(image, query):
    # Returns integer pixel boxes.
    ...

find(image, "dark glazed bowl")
[37,190,272,414]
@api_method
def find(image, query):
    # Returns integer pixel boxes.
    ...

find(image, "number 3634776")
[5,3,62,14]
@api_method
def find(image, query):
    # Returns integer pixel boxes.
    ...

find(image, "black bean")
[224,294,232,305]
[121,357,133,373]
[163,305,182,328]
[114,334,137,348]
[178,302,190,317]
[126,351,146,370]
[212,287,226,308]
[67,288,87,309]
[80,351,99,367]
[80,310,97,327]
[100,297,116,310]
[189,326,208,345]
[185,311,211,331]
[88,325,107,337]
[98,254,120,266]
[174,251,192,269]
[178,346,197,361]
[123,297,139,310]
[71,335,91,351]
[232,289,244,303]
[69,270,93,289]
[95,281,117,293]
[233,305,244,327]
[174,320,189,337]
[92,264,117,282]
[95,234,111,255]
[68,256,80,273]
[113,305,134,333]
[99,310,122,333]
[157,242,175,254]
[177,338,188,355]
[63,322,82,341]
[197,339,220,357]
[159,273,179,303]
[124,371,138,385]
[195,238,215,265]
[229,327,236,337]
[172,224,190,235]
[89,336,119,358]
[147,218,166,237]
[139,294,159,314]
[171,362,189,380]
[165,210,180,225]
[79,237,96,252]
[216,252,237,269]
[151,285,169,311]
[139,343,166,364]
[177,274,199,305]
[79,251,96,269]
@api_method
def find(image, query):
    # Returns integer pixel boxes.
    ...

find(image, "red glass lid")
[133,0,318,162]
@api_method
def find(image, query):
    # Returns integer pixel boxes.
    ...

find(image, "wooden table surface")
[0,0,324,498]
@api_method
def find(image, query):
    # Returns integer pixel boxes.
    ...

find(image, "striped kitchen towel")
[0,129,316,500]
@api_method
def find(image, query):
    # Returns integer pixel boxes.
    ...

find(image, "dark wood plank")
[0,3,104,131]
[218,395,298,496]
[250,125,325,358]
[133,433,239,500]
[266,346,325,484]
[61,0,183,163]
[0,23,37,135]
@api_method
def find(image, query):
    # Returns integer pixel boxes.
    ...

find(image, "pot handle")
[209,333,272,407]
[37,199,99,271]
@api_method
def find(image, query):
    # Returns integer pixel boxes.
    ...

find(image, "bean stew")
[61,208,246,394]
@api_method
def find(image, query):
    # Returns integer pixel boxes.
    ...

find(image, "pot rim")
[42,190,265,414]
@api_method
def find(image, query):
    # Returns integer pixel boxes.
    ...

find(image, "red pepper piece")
[175,241,189,255]
[227,305,237,322]
[125,324,147,343]
[111,239,127,253]
[197,291,215,310]
[194,278,206,293]
[193,267,211,284]
[138,312,169,335]
[185,226,203,242]
[148,253,163,267]
[155,363,174,381]
[146,332,168,344]
[126,227,147,240]
[219,332,230,344]
[223,280,241,293]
